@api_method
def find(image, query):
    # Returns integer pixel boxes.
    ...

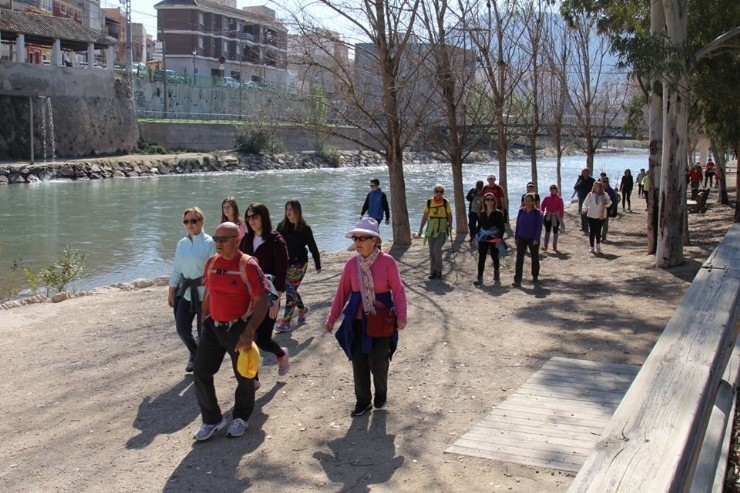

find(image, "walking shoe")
[193,417,227,441]
[277,347,290,376]
[227,418,249,438]
[595,243,601,253]
[297,306,310,324]
[274,320,291,333]
[374,394,387,409]
[541,246,547,251]
[589,247,595,253]
[351,402,372,417]
[512,280,521,288]
[185,356,194,373]
[473,276,482,286]
[494,270,500,282]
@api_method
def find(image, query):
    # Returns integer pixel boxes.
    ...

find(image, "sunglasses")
[183,218,201,225]
[351,235,373,242]
[484,198,495,202]
[434,190,444,194]
[212,235,238,243]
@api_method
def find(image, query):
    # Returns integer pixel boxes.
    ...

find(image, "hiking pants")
[351,321,391,406]
[193,317,255,424]
[468,212,479,241]
[477,240,500,278]
[578,197,589,232]
[514,238,540,282]
[601,215,610,242]
[174,296,201,360]
[427,233,446,276]
[588,218,605,247]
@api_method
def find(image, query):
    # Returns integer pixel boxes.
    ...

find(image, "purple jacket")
[239,231,289,292]
[515,207,543,241]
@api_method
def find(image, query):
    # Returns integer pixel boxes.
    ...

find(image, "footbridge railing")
[568,224,740,492]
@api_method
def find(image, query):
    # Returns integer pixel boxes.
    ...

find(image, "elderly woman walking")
[325,218,408,417]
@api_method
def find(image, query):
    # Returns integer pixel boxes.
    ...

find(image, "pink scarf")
[357,248,380,314]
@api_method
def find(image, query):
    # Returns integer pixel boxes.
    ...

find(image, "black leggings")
[477,240,500,277]
[588,218,605,247]
[621,189,632,210]
[254,312,286,358]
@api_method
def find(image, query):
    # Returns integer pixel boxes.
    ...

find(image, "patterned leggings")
[283,261,308,322]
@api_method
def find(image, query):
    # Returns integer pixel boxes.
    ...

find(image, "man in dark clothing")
[360,178,390,227]
[574,168,596,234]
[466,180,484,243]
[601,177,619,242]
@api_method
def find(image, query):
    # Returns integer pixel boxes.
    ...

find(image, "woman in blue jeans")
[513,194,543,287]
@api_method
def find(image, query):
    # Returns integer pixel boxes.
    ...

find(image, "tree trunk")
[387,142,412,246]
[711,138,729,204]
[647,0,665,255]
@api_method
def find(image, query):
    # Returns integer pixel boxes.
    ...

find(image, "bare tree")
[465,0,526,219]
[541,12,570,194]
[417,0,495,236]
[562,12,628,172]
[285,0,430,246]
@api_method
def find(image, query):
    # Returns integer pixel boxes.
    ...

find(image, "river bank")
[0,145,627,185]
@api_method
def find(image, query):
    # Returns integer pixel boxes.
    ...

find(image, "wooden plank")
[567,228,740,492]
[446,357,638,471]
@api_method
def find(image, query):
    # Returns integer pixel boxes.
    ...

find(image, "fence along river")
[0,152,646,297]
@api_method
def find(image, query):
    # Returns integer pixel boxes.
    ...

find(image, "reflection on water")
[0,151,646,295]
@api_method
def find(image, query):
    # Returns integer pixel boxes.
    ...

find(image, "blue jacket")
[361,189,390,222]
[335,291,398,360]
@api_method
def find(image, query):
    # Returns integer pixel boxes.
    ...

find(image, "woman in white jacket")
[581,181,611,254]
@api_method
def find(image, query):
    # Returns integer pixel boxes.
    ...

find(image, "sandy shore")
[0,181,736,492]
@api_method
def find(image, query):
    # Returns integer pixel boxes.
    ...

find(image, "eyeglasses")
[434,190,444,194]
[246,214,259,221]
[183,218,201,225]
[351,235,373,242]
[212,235,237,243]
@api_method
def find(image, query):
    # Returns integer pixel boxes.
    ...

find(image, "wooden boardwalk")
[446,357,640,472]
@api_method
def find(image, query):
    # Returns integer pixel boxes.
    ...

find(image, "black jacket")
[277,222,321,271]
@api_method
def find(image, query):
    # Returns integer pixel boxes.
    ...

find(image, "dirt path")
[0,185,735,492]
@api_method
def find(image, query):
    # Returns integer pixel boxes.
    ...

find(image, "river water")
[0,151,646,296]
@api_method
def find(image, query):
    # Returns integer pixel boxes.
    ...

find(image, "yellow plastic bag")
[237,342,261,379]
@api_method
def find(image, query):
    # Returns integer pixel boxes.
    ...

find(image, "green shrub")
[315,143,341,167]
[234,125,270,154]
[35,246,86,296]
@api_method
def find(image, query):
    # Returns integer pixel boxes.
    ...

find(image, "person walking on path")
[324,217,408,417]
[636,168,646,198]
[474,193,506,286]
[360,178,390,227]
[689,164,703,196]
[601,177,619,242]
[168,207,216,373]
[520,182,541,208]
[239,203,291,377]
[705,158,716,188]
[220,197,248,241]
[642,170,651,209]
[619,169,634,212]
[192,221,270,441]
[513,194,543,287]
[582,181,612,254]
[275,199,321,332]
[574,168,596,234]
[466,180,484,244]
[481,175,508,222]
[540,184,564,252]
[418,184,452,280]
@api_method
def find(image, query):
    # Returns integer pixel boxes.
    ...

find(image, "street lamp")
[192,50,197,87]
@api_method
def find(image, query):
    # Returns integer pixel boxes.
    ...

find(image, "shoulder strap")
[427,199,431,209]
[239,253,254,297]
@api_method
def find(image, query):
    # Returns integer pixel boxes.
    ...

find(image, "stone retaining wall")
[0,150,466,185]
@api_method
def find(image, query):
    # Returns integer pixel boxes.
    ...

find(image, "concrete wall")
[138,121,363,152]
[0,62,138,160]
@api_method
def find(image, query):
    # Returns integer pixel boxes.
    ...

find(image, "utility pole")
[122,0,132,83]
[161,27,168,117]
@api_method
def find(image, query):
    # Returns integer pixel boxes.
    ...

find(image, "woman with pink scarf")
[324,218,408,417]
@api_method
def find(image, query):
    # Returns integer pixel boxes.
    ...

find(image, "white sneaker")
[227,418,249,438]
[589,247,595,253]
[193,416,227,441]
[277,347,290,376]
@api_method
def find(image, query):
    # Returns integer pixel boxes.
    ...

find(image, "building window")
[199,37,204,49]
[198,13,204,25]
[224,41,228,53]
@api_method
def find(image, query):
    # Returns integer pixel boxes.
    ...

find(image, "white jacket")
[582,192,611,220]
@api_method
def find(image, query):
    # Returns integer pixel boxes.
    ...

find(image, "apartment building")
[154,0,288,86]
[286,29,350,98]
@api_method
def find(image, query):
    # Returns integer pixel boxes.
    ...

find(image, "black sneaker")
[351,403,372,417]
[374,395,387,409]
[185,357,194,373]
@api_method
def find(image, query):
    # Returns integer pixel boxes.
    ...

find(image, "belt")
[212,317,247,328]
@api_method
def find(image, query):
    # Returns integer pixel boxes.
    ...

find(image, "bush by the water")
[315,143,341,167]
[234,125,285,154]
